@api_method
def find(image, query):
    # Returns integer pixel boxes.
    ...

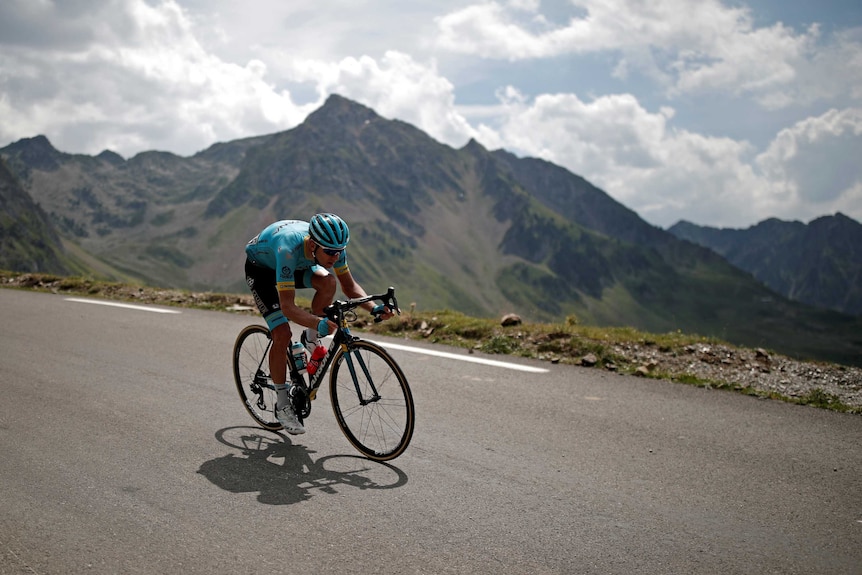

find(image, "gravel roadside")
[608,341,862,412]
[4,271,860,414]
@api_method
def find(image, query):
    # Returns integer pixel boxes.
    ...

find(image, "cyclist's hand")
[372,304,394,322]
[317,318,336,337]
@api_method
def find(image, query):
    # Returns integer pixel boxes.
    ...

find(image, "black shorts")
[244,258,316,330]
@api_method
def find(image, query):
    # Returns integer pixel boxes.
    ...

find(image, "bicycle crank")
[289,384,312,419]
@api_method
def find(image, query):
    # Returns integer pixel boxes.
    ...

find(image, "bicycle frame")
[304,287,398,401]
[233,286,414,460]
[253,287,399,408]
[304,326,348,401]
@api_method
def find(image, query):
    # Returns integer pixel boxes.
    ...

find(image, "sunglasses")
[320,246,344,257]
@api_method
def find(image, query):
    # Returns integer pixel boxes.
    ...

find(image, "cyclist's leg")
[246,259,306,434]
[245,259,292,386]
[268,322,292,385]
[306,266,336,315]
[294,267,334,348]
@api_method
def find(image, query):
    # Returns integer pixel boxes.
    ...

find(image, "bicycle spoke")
[330,340,414,461]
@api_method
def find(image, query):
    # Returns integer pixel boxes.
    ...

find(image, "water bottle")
[306,345,327,375]
[290,341,307,373]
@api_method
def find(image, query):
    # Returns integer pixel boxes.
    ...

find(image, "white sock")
[275,383,290,408]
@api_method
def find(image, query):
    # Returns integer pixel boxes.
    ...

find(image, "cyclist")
[244,213,394,435]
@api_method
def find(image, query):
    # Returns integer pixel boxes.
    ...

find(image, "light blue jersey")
[245,220,348,291]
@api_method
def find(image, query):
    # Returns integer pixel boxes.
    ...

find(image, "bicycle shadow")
[197,426,409,505]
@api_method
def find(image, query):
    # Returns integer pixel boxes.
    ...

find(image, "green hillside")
[2,95,862,367]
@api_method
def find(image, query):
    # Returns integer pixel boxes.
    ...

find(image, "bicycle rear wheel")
[233,324,281,431]
[329,339,415,461]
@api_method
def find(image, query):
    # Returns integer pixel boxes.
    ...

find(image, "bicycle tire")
[233,324,281,431]
[329,339,415,461]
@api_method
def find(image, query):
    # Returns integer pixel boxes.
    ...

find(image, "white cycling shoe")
[275,403,306,435]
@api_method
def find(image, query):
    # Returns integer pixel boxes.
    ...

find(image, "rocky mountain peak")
[96,149,125,166]
[3,135,64,171]
[303,93,383,135]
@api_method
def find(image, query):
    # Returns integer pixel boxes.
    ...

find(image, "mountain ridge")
[669,214,862,316]
[2,94,861,366]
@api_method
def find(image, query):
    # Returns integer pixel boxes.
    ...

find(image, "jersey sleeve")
[333,251,349,276]
[275,245,300,291]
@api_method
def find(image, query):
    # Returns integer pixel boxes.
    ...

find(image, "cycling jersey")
[245,220,349,291]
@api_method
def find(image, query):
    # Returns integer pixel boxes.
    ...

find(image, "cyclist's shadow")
[197,427,409,505]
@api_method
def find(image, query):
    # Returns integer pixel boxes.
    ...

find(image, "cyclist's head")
[309,213,350,250]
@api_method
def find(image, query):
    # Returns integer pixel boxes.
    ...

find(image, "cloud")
[436,1,575,59]
[494,89,668,171]
[0,0,313,157]
[0,0,478,158]
[471,88,772,227]
[434,0,854,108]
[788,27,862,107]
[0,0,106,49]
[304,51,479,148]
[476,87,862,227]
[756,108,862,214]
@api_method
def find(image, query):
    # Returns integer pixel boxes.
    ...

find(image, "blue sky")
[1,0,860,229]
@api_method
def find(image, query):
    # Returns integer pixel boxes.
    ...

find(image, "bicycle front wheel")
[233,324,281,431]
[329,340,415,461]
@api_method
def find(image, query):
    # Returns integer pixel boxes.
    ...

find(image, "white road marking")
[368,340,550,373]
[61,298,544,371]
[65,297,182,314]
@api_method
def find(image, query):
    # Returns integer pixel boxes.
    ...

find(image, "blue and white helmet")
[309,213,350,250]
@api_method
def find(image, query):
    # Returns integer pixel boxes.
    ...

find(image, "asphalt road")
[1,288,860,574]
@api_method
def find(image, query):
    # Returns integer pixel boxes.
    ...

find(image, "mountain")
[2,94,862,366]
[0,133,272,287]
[669,215,862,316]
[0,156,70,274]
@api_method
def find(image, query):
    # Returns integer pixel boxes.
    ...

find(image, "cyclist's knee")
[270,323,293,348]
[314,273,336,297]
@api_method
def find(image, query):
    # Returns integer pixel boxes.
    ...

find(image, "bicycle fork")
[343,347,382,405]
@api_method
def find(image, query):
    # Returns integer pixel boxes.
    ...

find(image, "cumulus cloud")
[756,108,862,216]
[788,27,862,106]
[479,87,862,227]
[435,0,850,108]
[472,88,771,227]
[0,0,312,157]
[0,0,478,158]
[426,0,862,226]
[472,86,862,226]
[297,51,479,147]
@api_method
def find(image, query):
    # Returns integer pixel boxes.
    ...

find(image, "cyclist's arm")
[337,270,394,319]
[278,287,335,331]
[273,233,337,333]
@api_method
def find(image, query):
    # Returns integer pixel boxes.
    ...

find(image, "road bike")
[232,287,415,462]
